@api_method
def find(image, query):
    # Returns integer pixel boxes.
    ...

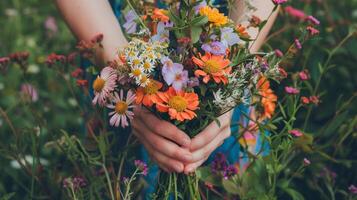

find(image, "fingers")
[138,136,184,173]
[184,157,207,174]
[190,126,231,163]
[137,107,191,148]
[190,111,232,151]
[133,118,193,163]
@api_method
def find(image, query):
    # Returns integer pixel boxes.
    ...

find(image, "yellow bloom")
[199,6,228,26]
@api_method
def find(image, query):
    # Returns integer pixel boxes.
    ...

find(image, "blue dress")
[101,0,270,197]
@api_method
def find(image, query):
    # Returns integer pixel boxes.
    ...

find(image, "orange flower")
[257,76,277,119]
[136,80,163,107]
[155,87,199,121]
[151,8,169,22]
[192,52,231,84]
[236,24,250,39]
[199,6,228,26]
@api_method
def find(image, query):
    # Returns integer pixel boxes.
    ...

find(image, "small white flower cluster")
[213,71,248,112]
[124,38,166,87]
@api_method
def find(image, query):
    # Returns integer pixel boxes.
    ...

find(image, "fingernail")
[175,164,183,172]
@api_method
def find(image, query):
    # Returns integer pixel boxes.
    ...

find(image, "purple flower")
[162,63,188,91]
[285,86,300,95]
[223,165,238,179]
[349,185,357,194]
[221,27,240,47]
[202,41,227,55]
[211,153,228,174]
[303,158,311,166]
[134,160,148,176]
[123,10,138,34]
[44,16,58,33]
[194,1,207,14]
[306,15,320,25]
[21,83,38,102]
[294,39,302,49]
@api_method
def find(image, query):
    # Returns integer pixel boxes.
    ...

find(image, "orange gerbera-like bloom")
[199,6,228,26]
[151,8,169,22]
[257,76,277,119]
[236,24,250,39]
[192,52,231,84]
[156,87,199,121]
[136,80,163,107]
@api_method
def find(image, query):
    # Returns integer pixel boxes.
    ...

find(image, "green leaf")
[190,26,203,44]
[284,188,305,200]
[222,179,240,195]
[321,111,349,138]
[190,16,208,26]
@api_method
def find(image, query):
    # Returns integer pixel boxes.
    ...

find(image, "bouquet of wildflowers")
[90,0,285,198]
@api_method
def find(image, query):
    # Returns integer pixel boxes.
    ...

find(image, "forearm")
[230,0,279,53]
[55,0,128,63]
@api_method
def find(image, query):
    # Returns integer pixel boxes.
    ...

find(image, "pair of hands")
[131,107,232,174]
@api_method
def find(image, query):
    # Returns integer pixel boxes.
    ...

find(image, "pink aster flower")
[289,129,303,137]
[162,63,188,91]
[285,86,300,94]
[107,90,135,128]
[134,160,148,176]
[92,67,117,106]
[285,6,306,20]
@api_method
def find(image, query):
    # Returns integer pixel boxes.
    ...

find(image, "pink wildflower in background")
[349,185,357,194]
[285,86,300,94]
[289,129,303,137]
[299,70,310,80]
[285,6,306,20]
[306,15,320,25]
[92,67,117,106]
[301,96,310,104]
[44,16,58,34]
[275,49,284,57]
[294,39,302,49]
[306,26,320,36]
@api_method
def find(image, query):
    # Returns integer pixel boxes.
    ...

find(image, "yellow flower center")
[133,59,141,66]
[115,101,128,114]
[144,81,160,95]
[204,60,221,74]
[168,96,188,112]
[143,62,151,70]
[131,68,142,77]
[93,77,105,92]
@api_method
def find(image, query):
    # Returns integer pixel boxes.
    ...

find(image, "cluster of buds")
[76,33,104,59]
